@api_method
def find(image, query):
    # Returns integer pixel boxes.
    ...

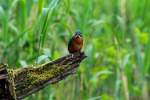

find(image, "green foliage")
[0,0,150,100]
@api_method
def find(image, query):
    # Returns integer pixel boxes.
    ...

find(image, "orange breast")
[68,36,83,53]
[75,36,83,43]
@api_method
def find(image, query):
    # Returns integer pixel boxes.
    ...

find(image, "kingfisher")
[68,30,83,54]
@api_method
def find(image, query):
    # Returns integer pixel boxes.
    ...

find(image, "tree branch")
[0,52,86,100]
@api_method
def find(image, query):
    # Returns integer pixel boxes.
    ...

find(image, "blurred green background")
[0,0,150,100]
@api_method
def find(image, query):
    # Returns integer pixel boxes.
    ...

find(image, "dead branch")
[0,52,86,100]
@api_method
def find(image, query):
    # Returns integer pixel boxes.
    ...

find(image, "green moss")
[7,69,17,100]
[6,62,70,96]
[29,66,65,84]
[16,64,67,91]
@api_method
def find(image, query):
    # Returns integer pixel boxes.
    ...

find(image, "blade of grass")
[0,6,9,42]
[37,0,60,61]
[143,34,150,74]
[5,28,31,49]
[16,0,27,31]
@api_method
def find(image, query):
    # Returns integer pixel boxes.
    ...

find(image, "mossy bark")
[0,64,13,100]
[0,52,86,100]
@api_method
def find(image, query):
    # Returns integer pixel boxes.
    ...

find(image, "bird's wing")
[68,37,74,50]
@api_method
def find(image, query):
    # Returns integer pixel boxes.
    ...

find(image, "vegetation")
[0,0,150,100]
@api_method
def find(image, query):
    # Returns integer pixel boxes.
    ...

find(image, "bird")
[68,30,83,54]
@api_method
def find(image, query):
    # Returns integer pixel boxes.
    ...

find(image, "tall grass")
[0,0,150,100]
